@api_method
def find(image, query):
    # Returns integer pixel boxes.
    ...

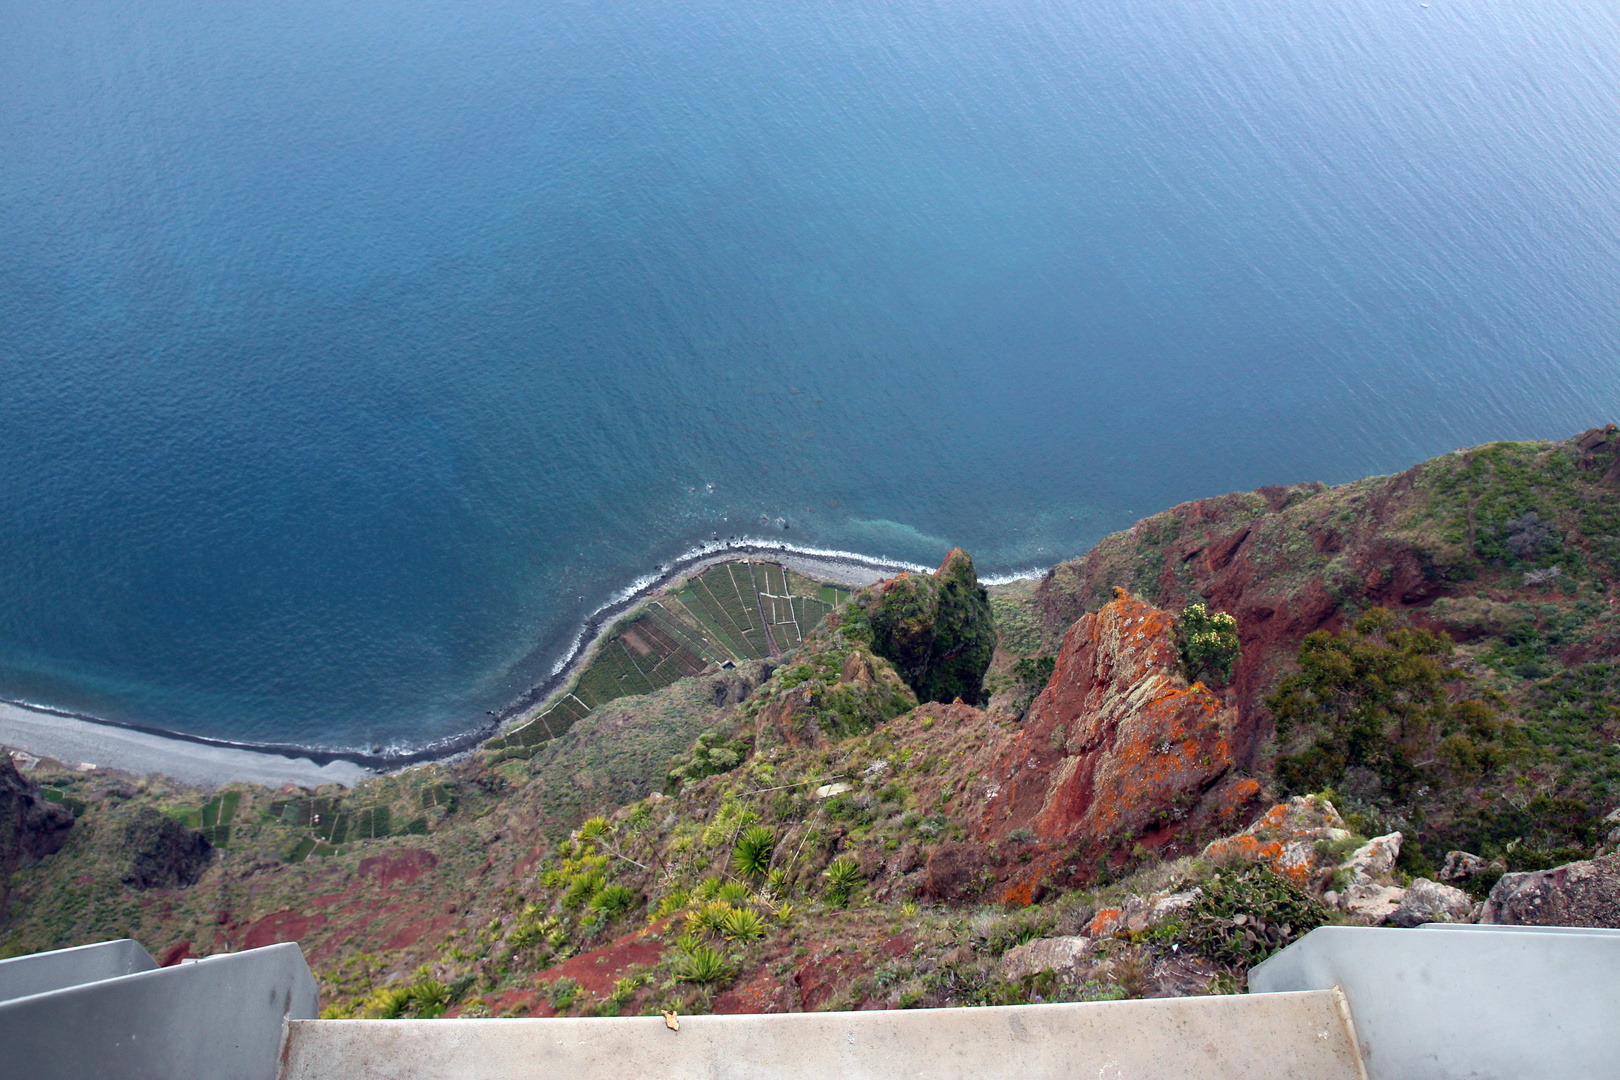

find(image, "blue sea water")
[4,0,1620,752]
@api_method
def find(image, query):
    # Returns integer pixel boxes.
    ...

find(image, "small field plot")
[485,560,853,757]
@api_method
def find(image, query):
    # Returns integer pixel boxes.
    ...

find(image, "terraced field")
[485,561,851,756]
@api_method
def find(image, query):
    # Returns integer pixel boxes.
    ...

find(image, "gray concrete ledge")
[0,938,157,1003]
[281,989,1366,1080]
[0,942,318,1080]
[1249,925,1620,1080]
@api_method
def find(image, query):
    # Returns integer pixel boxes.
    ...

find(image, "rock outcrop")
[1,753,75,911]
[121,806,213,890]
[1480,852,1620,927]
[979,594,1237,847]
[1029,427,1620,773]
[1199,795,1351,889]
[1386,878,1476,927]
[857,549,997,705]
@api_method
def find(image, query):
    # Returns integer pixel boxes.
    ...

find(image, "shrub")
[409,979,451,1018]
[685,900,736,936]
[732,826,777,879]
[720,906,767,942]
[1267,609,1505,802]
[672,942,735,985]
[1183,867,1330,969]
[823,857,862,906]
[1176,603,1240,685]
[547,977,579,1010]
[1009,655,1057,714]
[653,888,691,918]
[562,872,606,910]
[590,884,638,918]
[715,880,751,905]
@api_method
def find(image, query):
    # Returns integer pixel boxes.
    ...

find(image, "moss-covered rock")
[121,806,213,890]
[857,549,997,705]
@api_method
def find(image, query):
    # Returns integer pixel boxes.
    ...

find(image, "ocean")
[3,0,1619,752]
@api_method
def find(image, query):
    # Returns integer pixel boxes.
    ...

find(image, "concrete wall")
[0,942,318,1080]
[281,989,1367,1080]
[0,937,156,1002]
[1249,925,1620,1080]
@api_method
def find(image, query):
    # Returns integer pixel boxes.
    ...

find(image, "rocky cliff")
[4,431,1618,1018]
[0,754,74,914]
[979,593,1247,849]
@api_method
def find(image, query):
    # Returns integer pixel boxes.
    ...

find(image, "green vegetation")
[1178,867,1330,968]
[1176,603,1240,686]
[731,826,776,879]
[857,550,997,705]
[823,857,862,906]
[487,561,848,757]
[1269,608,1506,803]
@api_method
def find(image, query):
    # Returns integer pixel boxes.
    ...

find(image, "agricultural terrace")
[485,562,850,757]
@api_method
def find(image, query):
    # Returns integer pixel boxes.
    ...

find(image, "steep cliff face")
[978,594,1247,850]
[1032,427,1620,770]
[0,754,75,912]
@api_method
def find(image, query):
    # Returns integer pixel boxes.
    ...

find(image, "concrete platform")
[280,989,1367,1080]
[1249,925,1620,1080]
[0,937,156,1002]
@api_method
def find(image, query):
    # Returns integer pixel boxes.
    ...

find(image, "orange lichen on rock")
[1087,907,1125,938]
[1200,795,1351,888]
[980,594,1235,848]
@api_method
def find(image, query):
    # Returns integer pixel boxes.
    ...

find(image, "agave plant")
[577,816,614,842]
[653,888,691,918]
[410,978,452,1018]
[692,877,724,902]
[764,867,792,898]
[732,825,777,879]
[720,906,767,942]
[672,942,735,985]
[590,884,638,918]
[715,880,751,905]
[823,857,862,906]
[685,900,736,936]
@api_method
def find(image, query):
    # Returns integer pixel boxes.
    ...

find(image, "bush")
[589,884,638,918]
[685,900,736,936]
[1183,867,1330,970]
[720,906,767,942]
[672,942,735,985]
[823,857,862,906]
[732,826,777,879]
[547,977,579,1010]
[715,880,751,905]
[1268,609,1504,803]
[1176,603,1240,685]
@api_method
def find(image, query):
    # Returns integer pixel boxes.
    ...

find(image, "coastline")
[0,538,1048,789]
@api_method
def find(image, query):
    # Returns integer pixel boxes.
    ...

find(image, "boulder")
[1199,795,1350,889]
[1343,832,1403,880]
[1385,878,1476,927]
[1336,882,1407,922]
[1440,850,1490,884]
[998,936,1093,982]
[121,806,213,889]
[981,593,1235,847]
[1480,852,1620,928]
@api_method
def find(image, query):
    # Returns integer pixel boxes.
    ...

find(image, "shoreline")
[0,538,1048,789]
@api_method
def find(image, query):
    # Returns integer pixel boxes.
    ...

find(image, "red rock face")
[980,594,1234,847]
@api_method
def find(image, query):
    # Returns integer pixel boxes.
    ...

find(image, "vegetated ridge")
[3,429,1619,1019]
